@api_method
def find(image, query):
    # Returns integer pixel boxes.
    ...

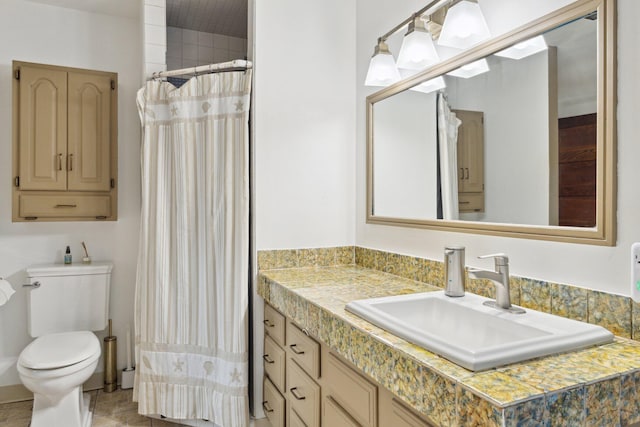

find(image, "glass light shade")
[365,42,401,87]
[494,35,548,60]
[447,58,490,78]
[438,1,491,49]
[410,76,446,94]
[397,25,440,70]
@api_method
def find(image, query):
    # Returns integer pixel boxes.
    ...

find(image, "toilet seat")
[19,331,100,371]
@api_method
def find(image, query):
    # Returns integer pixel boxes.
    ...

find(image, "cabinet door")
[454,110,484,194]
[19,65,68,190]
[287,359,320,427]
[390,399,433,427]
[263,377,285,427]
[323,396,361,427]
[67,71,112,191]
[264,334,286,393]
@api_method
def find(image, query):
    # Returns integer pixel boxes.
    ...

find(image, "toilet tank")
[25,263,113,337]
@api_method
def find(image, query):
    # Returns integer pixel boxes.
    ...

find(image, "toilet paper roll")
[0,279,15,307]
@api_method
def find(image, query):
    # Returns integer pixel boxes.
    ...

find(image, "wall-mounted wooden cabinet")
[454,109,484,213]
[12,61,117,221]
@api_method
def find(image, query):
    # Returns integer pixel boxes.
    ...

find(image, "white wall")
[143,0,167,78]
[252,0,356,417]
[356,0,640,296]
[254,0,356,251]
[448,53,550,225]
[0,0,141,386]
[374,90,438,219]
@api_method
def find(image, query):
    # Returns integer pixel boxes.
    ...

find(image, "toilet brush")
[104,319,117,392]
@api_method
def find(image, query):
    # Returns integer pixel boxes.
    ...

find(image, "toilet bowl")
[18,331,101,427]
[19,262,113,427]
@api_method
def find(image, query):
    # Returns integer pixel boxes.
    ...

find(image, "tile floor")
[0,387,271,427]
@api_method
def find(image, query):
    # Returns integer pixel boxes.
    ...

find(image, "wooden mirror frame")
[366,0,616,245]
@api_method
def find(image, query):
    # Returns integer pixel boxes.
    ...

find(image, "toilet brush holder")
[104,319,117,392]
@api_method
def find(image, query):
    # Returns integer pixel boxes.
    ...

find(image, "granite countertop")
[258,265,640,426]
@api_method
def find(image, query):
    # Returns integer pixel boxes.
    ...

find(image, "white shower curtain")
[437,92,462,220]
[134,70,251,427]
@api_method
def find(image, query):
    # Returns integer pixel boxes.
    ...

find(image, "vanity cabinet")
[12,61,117,221]
[262,303,433,427]
[453,109,484,213]
[263,304,287,427]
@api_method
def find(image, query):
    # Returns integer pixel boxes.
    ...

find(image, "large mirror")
[367,0,616,245]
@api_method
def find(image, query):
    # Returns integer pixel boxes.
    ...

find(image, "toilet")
[17,262,113,427]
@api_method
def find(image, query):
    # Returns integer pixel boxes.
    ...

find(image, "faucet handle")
[478,253,509,265]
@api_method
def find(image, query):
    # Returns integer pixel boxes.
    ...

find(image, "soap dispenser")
[444,246,465,297]
[64,246,72,265]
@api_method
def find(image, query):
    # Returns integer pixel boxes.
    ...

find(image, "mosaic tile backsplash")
[258,246,638,341]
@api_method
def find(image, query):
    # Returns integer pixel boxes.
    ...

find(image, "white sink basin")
[345,291,613,371]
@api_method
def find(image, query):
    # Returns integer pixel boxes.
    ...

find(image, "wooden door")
[67,71,112,191]
[19,65,67,190]
[558,114,596,227]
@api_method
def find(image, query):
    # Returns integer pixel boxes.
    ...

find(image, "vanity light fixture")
[364,0,492,87]
[438,0,491,49]
[410,76,447,94]
[397,15,440,70]
[447,58,490,78]
[494,35,548,60]
[365,39,402,87]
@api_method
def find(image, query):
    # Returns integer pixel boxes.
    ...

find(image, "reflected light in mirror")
[438,0,491,49]
[397,17,440,70]
[365,40,402,87]
[447,58,490,78]
[410,76,446,94]
[494,35,548,60]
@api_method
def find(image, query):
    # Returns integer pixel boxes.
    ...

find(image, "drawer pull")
[262,401,274,413]
[262,354,275,364]
[68,153,73,171]
[263,319,274,327]
[290,387,306,401]
[58,153,63,171]
[289,344,305,355]
[55,204,78,208]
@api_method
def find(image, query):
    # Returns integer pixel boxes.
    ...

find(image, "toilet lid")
[19,331,100,370]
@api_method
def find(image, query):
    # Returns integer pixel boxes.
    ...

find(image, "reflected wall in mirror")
[367,0,616,245]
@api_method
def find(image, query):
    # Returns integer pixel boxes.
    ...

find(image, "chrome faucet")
[444,246,465,297]
[468,254,525,314]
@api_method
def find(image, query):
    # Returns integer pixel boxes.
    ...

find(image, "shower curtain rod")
[149,59,253,80]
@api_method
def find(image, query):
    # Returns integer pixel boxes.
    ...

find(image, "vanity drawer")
[289,406,306,427]
[264,334,286,393]
[264,303,286,346]
[263,377,285,427]
[324,352,377,427]
[286,322,320,379]
[287,359,320,427]
[390,399,433,427]
[323,395,360,427]
[19,194,111,218]
[458,192,484,213]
